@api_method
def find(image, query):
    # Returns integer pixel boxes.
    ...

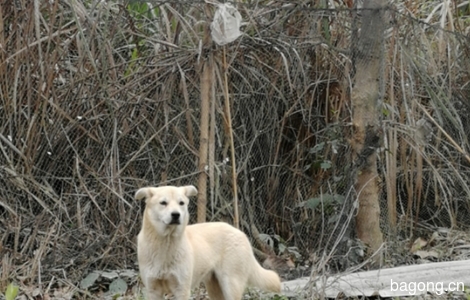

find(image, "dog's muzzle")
[169,212,181,224]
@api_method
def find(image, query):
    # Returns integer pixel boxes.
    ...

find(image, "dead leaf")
[414,250,439,259]
[101,271,119,280]
[410,237,427,253]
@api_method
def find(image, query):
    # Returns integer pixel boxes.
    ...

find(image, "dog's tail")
[248,263,281,293]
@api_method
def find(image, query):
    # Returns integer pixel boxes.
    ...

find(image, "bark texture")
[351,0,388,264]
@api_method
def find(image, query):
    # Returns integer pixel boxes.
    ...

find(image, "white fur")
[135,185,281,300]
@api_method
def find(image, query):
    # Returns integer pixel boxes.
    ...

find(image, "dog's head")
[135,185,198,236]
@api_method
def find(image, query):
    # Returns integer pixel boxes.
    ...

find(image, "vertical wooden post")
[351,0,387,265]
[197,58,213,223]
[222,46,239,229]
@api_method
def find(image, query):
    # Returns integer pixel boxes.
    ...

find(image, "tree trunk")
[351,0,388,264]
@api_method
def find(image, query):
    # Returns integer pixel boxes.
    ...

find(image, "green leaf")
[320,160,332,170]
[108,278,128,296]
[127,2,149,17]
[309,142,325,154]
[305,197,321,209]
[80,272,100,290]
[382,107,390,116]
[5,283,19,300]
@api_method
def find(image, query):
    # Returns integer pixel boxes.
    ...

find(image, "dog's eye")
[179,201,185,206]
[160,201,167,206]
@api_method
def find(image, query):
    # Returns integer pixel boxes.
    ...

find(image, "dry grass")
[0,0,469,298]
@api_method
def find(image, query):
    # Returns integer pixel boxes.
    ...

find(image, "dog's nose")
[171,212,180,220]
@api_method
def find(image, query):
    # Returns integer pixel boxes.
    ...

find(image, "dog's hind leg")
[205,273,225,300]
[217,275,245,300]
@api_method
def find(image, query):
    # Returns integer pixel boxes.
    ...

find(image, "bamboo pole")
[197,58,213,223]
[209,64,216,217]
[196,3,215,223]
[222,46,239,229]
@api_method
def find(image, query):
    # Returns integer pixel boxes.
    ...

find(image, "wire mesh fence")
[1,0,470,296]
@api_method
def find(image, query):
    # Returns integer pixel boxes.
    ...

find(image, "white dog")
[135,185,281,300]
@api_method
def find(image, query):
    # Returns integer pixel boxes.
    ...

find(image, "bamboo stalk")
[197,58,213,223]
[385,25,398,233]
[209,65,216,218]
[222,46,239,229]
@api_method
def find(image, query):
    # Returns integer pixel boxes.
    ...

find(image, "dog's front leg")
[145,279,166,300]
[145,289,165,300]
[165,268,192,300]
[169,277,192,300]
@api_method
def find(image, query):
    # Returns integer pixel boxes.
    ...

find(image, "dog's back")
[186,222,281,297]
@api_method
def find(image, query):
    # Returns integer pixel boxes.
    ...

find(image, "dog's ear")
[183,185,198,197]
[135,188,153,201]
